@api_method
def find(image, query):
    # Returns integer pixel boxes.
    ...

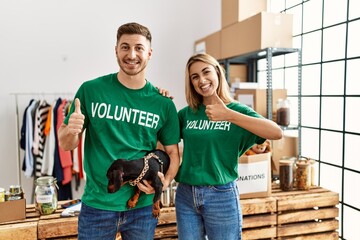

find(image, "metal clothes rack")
[10,92,74,190]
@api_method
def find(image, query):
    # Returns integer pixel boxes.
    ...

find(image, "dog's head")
[106,160,124,193]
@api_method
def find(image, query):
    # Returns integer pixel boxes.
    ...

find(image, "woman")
[175,53,283,240]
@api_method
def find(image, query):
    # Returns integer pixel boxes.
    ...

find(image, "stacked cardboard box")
[234,88,287,118]
[221,11,293,59]
[221,0,267,28]
[194,0,293,60]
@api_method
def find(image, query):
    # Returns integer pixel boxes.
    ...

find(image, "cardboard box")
[237,152,271,199]
[194,30,221,60]
[234,88,287,118]
[272,135,298,175]
[222,0,267,28]
[0,198,26,223]
[228,64,248,84]
[221,12,293,59]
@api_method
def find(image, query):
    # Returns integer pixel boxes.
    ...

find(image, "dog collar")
[128,152,164,186]
[150,152,164,173]
[129,156,149,186]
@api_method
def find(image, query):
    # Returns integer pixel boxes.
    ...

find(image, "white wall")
[0,0,221,203]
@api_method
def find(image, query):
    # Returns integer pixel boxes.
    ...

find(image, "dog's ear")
[114,169,123,189]
[108,169,124,193]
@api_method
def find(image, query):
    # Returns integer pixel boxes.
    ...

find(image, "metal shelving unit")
[219,47,302,155]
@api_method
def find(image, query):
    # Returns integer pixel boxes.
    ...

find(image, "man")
[58,22,180,240]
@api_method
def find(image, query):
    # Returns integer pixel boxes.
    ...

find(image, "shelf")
[279,125,299,130]
[221,47,302,155]
[219,47,300,64]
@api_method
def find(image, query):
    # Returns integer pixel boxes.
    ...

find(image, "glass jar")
[279,159,294,191]
[0,188,5,202]
[308,159,316,186]
[8,185,24,200]
[34,176,58,215]
[276,98,290,126]
[295,160,311,190]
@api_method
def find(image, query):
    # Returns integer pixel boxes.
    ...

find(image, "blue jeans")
[78,203,158,240]
[175,181,242,240]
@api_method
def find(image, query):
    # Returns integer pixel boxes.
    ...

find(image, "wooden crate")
[272,186,339,239]
[276,231,338,239]
[241,196,277,239]
[154,207,177,239]
[0,186,340,240]
[0,203,40,240]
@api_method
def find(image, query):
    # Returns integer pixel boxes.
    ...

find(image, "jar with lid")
[295,160,311,190]
[0,188,5,202]
[34,176,58,215]
[279,159,294,191]
[8,185,24,200]
[276,98,290,126]
[308,159,316,186]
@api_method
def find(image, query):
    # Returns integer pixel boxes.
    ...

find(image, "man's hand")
[67,98,85,135]
[137,172,169,194]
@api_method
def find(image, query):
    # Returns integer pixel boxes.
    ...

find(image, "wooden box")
[241,196,277,239]
[0,202,39,240]
[272,185,339,239]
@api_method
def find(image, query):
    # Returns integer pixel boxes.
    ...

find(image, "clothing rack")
[11,92,74,188]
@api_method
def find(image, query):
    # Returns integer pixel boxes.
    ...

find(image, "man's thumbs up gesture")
[67,98,85,135]
[205,93,228,121]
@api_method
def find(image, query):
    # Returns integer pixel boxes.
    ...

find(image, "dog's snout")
[108,184,116,193]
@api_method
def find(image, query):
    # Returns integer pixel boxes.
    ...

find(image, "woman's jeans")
[78,203,158,240]
[175,181,242,240]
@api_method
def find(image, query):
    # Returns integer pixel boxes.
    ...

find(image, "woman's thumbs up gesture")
[205,93,228,121]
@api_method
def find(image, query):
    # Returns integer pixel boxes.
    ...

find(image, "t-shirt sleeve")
[157,100,180,146]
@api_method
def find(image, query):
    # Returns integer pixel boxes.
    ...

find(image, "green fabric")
[175,102,265,186]
[64,73,180,211]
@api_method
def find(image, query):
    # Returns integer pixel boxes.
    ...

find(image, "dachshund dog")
[106,149,170,218]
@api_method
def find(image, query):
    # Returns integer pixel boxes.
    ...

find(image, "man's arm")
[162,144,180,190]
[138,143,180,193]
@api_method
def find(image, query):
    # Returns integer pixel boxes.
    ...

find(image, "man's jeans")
[78,203,158,240]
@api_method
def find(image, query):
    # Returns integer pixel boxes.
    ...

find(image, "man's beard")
[117,57,147,76]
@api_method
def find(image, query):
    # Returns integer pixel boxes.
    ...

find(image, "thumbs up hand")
[205,93,228,121]
[67,98,85,136]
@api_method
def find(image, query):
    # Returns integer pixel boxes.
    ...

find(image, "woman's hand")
[157,87,174,99]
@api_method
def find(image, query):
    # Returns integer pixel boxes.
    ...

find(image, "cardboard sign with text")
[237,152,271,199]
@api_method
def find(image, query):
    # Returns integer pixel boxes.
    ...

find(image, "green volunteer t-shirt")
[175,102,265,186]
[64,73,180,211]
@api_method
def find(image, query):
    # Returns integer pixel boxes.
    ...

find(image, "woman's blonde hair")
[185,53,233,110]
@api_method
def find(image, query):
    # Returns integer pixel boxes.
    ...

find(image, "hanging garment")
[41,101,56,176]
[56,99,73,185]
[24,100,39,178]
[33,100,51,177]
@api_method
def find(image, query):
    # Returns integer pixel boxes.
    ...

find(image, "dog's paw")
[152,209,160,218]
[127,199,137,209]
[152,201,161,218]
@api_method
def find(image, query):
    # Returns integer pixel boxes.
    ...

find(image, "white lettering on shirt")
[185,120,231,131]
[91,102,159,129]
